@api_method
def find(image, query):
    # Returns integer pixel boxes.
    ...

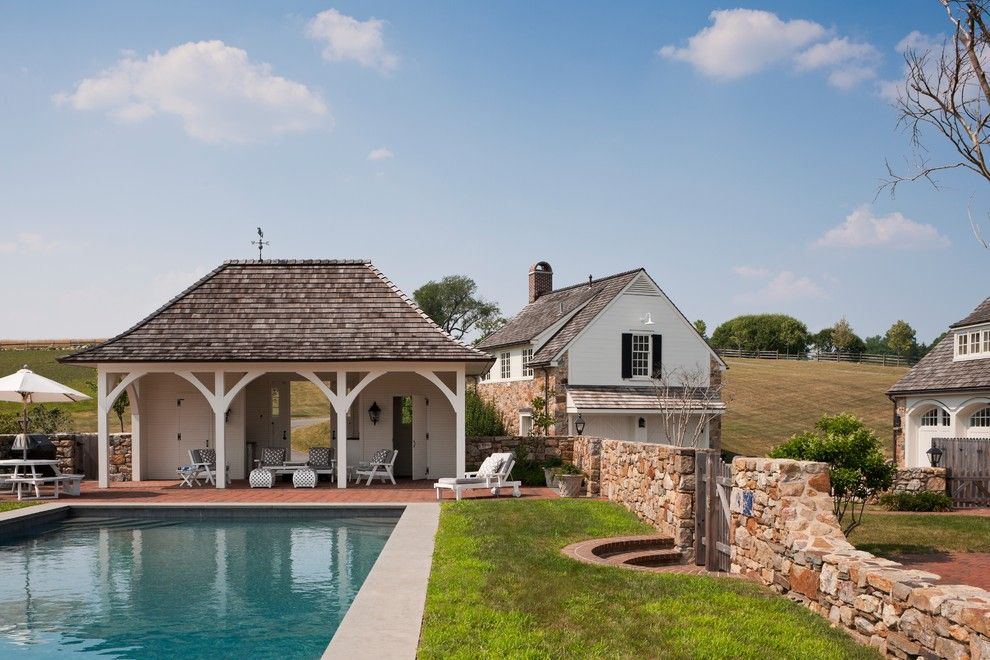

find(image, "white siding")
[141,373,214,480]
[567,274,712,387]
[481,344,534,383]
[903,392,990,467]
[357,373,458,479]
[577,413,708,447]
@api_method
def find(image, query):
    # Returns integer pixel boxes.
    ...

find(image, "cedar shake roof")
[476,269,643,357]
[887,333,990,395]
[567,385,726,411]
[951,296,990,328]
[61,260,493,366]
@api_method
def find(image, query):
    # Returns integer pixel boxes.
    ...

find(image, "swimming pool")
[0,507,400,658]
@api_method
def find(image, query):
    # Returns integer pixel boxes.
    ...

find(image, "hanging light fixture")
[574,414,586,436]
[368,401,382,425]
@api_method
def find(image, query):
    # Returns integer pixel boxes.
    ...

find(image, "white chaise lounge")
[434,452,521,501]
[353,449,398,485]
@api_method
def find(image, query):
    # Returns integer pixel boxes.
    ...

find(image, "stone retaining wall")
[890,466,947,495]
[465,435,574,469]
[572,436,602,495]
[597,439,697,558]
[0,432,132,479]
[730,457,990,658]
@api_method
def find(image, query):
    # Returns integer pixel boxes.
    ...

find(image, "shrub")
[769,413,895,536]
[465,388,505,436]
[511,440,562,486]
[878,491,952,512]
[0,405,72,434]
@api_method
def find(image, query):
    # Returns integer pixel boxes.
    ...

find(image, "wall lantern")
[638,417,646,429]
[926,441,944,468]
[368,401,381,426]
[574,414,585,436]
[225,408,232,423]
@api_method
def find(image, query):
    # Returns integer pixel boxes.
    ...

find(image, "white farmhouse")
[475,262,726,447]
[889,297,990,467]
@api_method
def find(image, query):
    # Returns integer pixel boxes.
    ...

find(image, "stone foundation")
[731,457,990,658]
[890,466,947,495]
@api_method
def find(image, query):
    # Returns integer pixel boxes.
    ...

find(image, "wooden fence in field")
[0,339,105,350]
[717,348,915,367]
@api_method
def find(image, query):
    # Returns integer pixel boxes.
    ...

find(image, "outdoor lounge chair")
[306,447,335,478]
[177,449,210,487]
[255,447,287,469]
[353,448,398,485]
[434,452,521,501]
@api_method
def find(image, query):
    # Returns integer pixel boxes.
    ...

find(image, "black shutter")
[652,334,663,378]
[621,333,633,379]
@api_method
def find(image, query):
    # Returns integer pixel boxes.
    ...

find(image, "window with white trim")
[479,368,490,381]
[500,352,511,379]
[522,348,533,377]
[631,334,651,377]
[959,333,969,356]
[984,330,990,353]
[920,408,950,427]
[519,413,533,436]
[971,407,990,427]
[955,326,990,359]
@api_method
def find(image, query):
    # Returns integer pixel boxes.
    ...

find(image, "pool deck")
[0,478,558,504]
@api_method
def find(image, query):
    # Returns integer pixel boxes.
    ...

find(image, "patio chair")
[177,449,209,487]
[307,447,335,478]
[198,448,230,485]
[353,448,398,486]
[255,447,287,469]
[434,452,521,501]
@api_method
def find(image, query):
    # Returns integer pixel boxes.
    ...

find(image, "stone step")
[611,548,684,568]
[591,535,674,558]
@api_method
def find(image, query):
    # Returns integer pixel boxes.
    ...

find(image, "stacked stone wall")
[731,457,990,658]
[0,432,131,479]
[572,436,602,496]
[890,466,947,495]
[475,367,559,436]
[597,439,697,557]
[465,435,574,469]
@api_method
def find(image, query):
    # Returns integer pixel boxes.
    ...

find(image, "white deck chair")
[434,452,521,501]
[353,449,398,486]
[177,449,209,487]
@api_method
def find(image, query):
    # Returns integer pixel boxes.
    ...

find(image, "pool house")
[60,260,494,488]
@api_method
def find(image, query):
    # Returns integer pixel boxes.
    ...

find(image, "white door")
[412,396,430,479]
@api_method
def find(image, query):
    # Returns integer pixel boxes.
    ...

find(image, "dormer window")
[955,326,990,360]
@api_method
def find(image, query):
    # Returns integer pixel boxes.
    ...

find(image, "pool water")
[0,511,398,658]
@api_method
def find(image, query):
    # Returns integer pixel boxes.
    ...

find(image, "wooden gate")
[934,437,990,508]
[695,449,732,571]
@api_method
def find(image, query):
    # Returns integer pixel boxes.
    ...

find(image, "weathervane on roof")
[251,227,269,261]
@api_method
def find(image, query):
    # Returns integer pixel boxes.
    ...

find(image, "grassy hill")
[721,357,907,458]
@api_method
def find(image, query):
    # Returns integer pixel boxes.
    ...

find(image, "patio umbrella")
[0,366,91,457]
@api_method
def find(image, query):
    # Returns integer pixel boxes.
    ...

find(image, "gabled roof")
[951,296,990,329]
[887,334,990,395]
[61,260,493,365]
[476,269,643,353]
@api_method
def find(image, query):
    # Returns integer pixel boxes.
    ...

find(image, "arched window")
[970,408,990,427]
[920,407,950,427]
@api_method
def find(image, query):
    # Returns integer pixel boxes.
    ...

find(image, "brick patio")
[0,479,559,504]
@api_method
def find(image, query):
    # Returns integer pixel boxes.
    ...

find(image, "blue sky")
[0,1,986,343]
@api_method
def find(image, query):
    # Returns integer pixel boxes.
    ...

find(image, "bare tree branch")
[652,365,726,450]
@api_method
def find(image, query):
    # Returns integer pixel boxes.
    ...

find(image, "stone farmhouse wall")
[474,359,565,436]
[731,457,990,658]
[890,466,947,495]
[0,432,132,480]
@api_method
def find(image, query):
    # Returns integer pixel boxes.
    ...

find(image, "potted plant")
[554,463,584,498]
[541,456,563,488]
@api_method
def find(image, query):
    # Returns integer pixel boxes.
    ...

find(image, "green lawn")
[722,358,907,458]
[851,509,990,558]
[420,499,877,659]
[0,501,43,513]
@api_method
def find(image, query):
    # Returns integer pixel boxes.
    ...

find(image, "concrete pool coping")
[1,501,440,659]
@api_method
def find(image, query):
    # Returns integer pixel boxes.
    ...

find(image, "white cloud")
[814,205,950,250]
[367,147,393,161]
[0,232,60,254]
[731,265,771,278]
[306,8,398,72]
[878,31,945,101]
[55,40,330,144]
[659,9,878,88]
[734,270,828,305]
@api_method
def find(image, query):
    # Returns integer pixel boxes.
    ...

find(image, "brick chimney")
[529,261,553,303]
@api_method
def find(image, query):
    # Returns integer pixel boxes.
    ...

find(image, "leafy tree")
[831,317,865,354]
[88,379,129,432]
[414,275,502,340]
[710,314,810,354]
[474,314,508,344]
[917,331,949,359]
[769,413,895,536]
[465,388,505,436]
[693,319,707,337]
[0,405,71,435]
[811,328,834,353]
[864,335,890,355]
[885,320,917,357]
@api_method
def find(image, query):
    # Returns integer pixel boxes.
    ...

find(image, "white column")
[127,383,142,481]
[97,368,109,488]
[336,370,348,489]
[455,367,466,478]
[214,370,227,489]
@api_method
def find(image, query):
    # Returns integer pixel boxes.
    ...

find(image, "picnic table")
[0,458,83,500]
